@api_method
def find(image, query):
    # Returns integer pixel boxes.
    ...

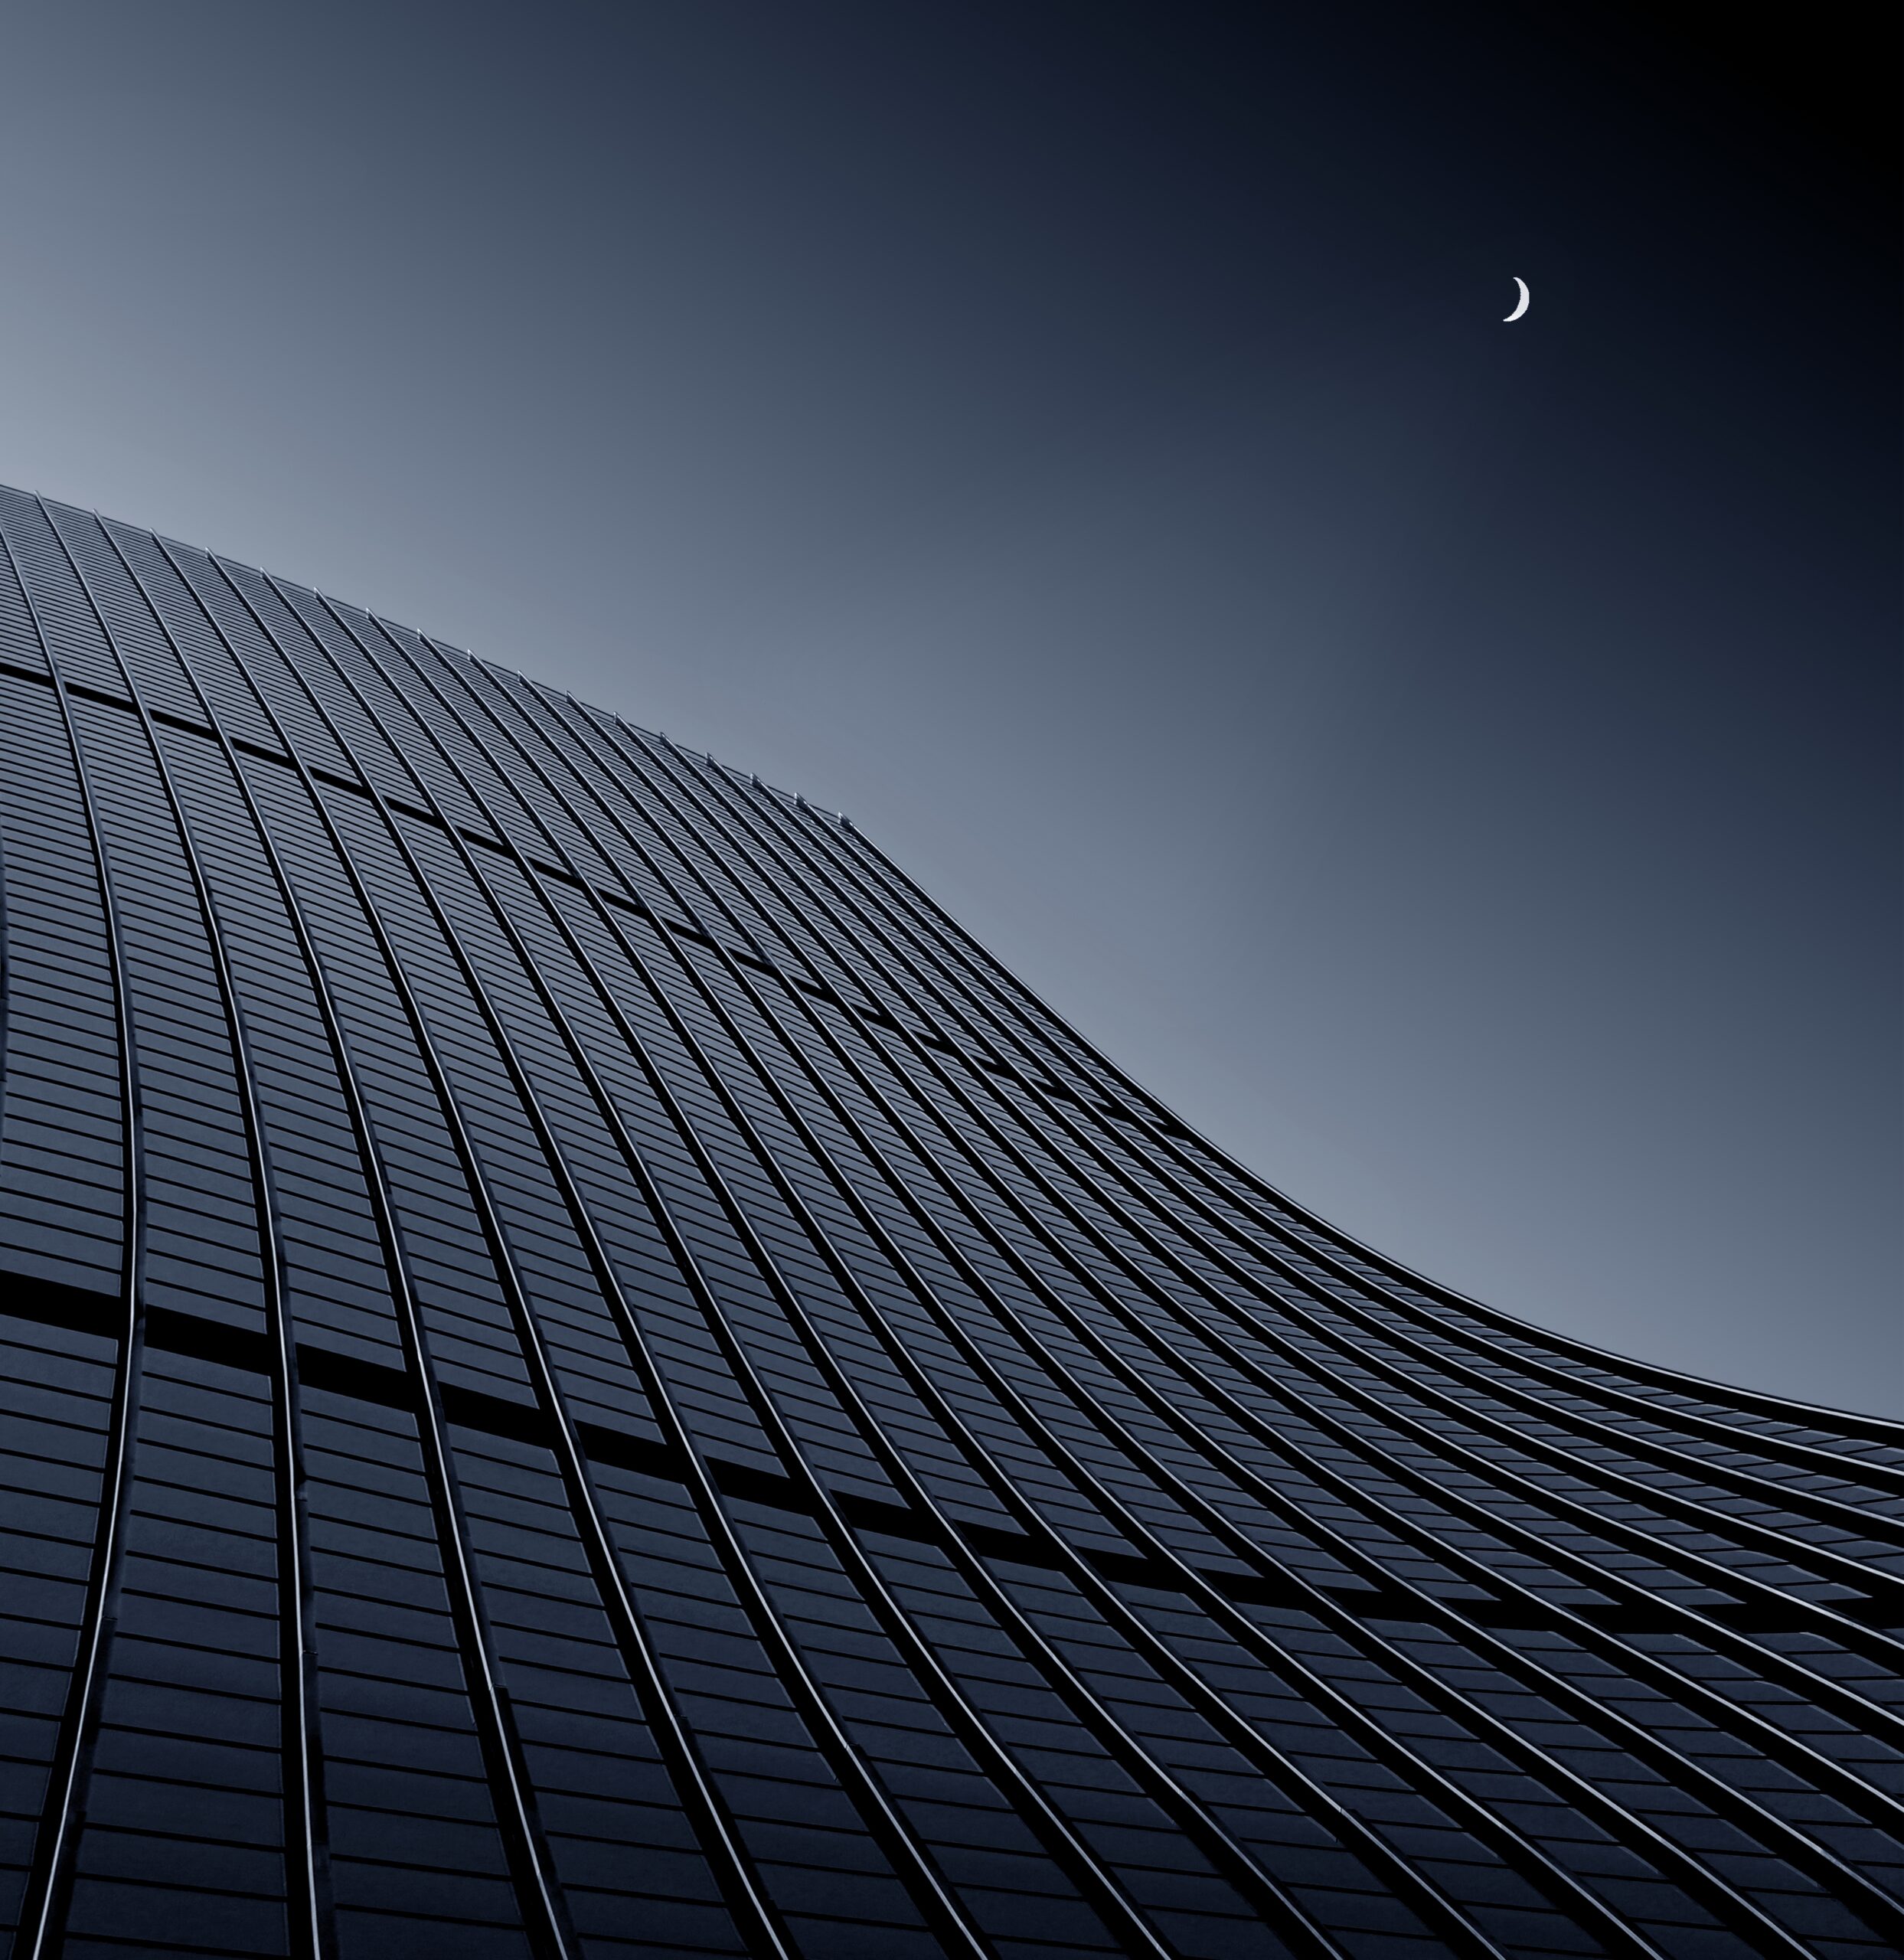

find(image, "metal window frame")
[124,531,580,1960]
[595,714,1902,1953]
[344,606,1393,1960]
[0,511,149,1960]
[443,650,1687,1960]
[243,567,1005,1960]
[44,501,339,1960]
[788,796,1904,1472]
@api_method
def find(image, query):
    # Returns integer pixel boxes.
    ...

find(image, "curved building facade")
[0,486,1899,1960]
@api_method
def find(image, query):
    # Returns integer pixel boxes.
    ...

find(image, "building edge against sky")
[0,485,1899,1960]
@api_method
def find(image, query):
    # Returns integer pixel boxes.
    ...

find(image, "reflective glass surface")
[0,488,1899,1960]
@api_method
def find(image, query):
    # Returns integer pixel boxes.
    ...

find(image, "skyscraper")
[0,486,1898,1960]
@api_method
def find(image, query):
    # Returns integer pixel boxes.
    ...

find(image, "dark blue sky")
[1,2,1895,1412]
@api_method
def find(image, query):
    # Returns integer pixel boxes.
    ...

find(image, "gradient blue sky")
[0,2,1896,1412]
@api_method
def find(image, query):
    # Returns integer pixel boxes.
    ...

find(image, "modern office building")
[0,487,1898,1960]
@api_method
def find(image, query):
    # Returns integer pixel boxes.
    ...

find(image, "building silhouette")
[0,485,1899,1960]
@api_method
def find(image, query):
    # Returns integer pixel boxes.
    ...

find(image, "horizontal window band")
[2,1269,1888,1645]
[0,652,1174,1132]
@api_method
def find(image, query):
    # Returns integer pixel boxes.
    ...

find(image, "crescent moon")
[1504,276,1530,322]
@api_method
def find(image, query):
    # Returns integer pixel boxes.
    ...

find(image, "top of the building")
[34,483,861,836]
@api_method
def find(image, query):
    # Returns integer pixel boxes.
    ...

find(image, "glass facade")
[0,485,1898,1960]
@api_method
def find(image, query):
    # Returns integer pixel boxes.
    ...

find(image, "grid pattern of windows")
[0,485,1899,1960]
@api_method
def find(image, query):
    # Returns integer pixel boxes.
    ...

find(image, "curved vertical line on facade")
[891,1048,1904,1554]
[1047,1162,1904,1615]
[142,541,580,1960]
[495,697,1873,1957]
[664,811,1904,1945]
[843,776,1904,1497]
[710,844,1904,1674]
[671,745,1904,1493]
[863,995,1904,1514]
[785,810,1904,1461]
[51,504,338,1960]
[297,590,1210,1960]
[649,752,1904,1799]
[664,963,1895,1935]
[247,592,810,1960]
[567,727,1901,1950]
[564,909,1904,1952]
[674,753,1896,1632]
[431,656,1654,1960]
[345,613,1383,1960]
[806,798,1890,1443]
[0,828,10,1148]
[0,517,148,1960]
[635,750,1904,1658]
[663,763,1904,1617]
[436,652,1630,1960]
[0,498,1890,1958]
[1050,1085,1904,1478]
[377,633,1904,1949]
[244,572,991,1960]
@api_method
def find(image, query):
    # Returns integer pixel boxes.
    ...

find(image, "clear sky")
[0,2,1895,1413]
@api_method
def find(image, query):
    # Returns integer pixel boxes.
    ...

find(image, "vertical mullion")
[430,649,1553,1959]
[53,504,337,1960]
[259,583,804,1958]
[563,716,1860,1954]
[309,593,1177,1960]
[790,782,1132,1094]
[363,618,1367,1960]
[783,833,1904,1508]
[658,743,1021,1063]
[838,818,1904,1455]
[0,828,8,1136]
[652,740,1899,1947]
[779,795,1904,1485]
[641,743,1904,1657]
[197,560,596,1960]
[0,523,146,1960]
[576,710,869,998]
[139,539,578,1960]
[730,796,1904,1700]
[481,676,1707,1957]
[505,685,857,1007]
[263,576,982,1960]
